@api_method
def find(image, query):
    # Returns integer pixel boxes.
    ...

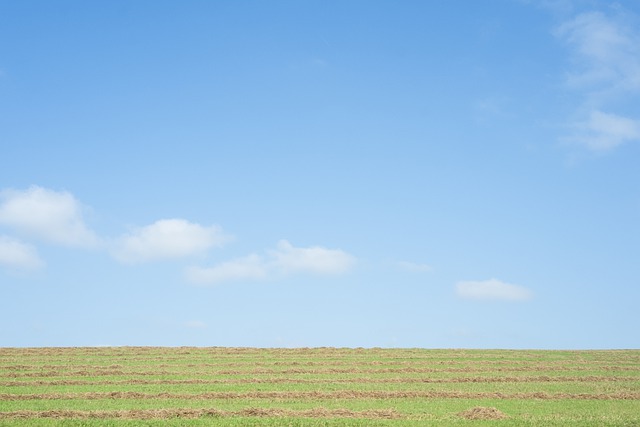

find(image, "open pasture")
[0,347,638,426]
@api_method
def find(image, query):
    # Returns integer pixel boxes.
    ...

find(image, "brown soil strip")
[0,375,632,387]
[0,407,401,420]
[1,390,638,401]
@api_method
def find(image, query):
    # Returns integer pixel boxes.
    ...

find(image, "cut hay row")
[3,363,604,373]
[1,390,639,401]
[3,358,633,368]
[2,365,637,379]
[2,348,635,362]
[0,346,552,359]
[0,407,402,420]
[3,349,636,360]
[1,374,633,387]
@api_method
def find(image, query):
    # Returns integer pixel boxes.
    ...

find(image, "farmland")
[0,347,638,426]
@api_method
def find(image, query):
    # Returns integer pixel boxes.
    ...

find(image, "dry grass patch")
[458,406,509,420]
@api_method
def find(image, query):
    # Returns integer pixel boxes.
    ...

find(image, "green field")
[0,347,638,426]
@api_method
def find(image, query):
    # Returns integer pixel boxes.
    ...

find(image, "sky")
[0,0,639,349]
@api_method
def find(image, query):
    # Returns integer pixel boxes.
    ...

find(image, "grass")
[0,347,638,426]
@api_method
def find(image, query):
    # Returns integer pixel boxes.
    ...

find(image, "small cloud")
[566,110,640,150]
[269,240,355,275]
[396,261,432,273]
[183,320,207,329]
[0,186,100,248]
[0,235,44,270]
[112,219,231,264]
[455,278,533,301]
[185,254,267,285]
[186,240,356,285]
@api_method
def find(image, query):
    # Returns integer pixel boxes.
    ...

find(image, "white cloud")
[455,278,533,301]
[269,240,355,275]
[112,219,230,264]
[0,235,44,270]
[396,261,432,273]
[186,240,356,285]
[0,186,100,248]
[568,110,640,150]
[555,8,640,151]
[185,254,267,284]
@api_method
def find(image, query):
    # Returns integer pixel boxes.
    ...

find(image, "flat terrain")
[0,347,638,426]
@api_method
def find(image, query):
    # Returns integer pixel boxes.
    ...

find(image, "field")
[0,347,638,426]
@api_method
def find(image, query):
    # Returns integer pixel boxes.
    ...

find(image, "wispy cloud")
[396,261,432,273]
[567,109,640,150]
[529,0,576,16]
[555,10,640,92]
[112,219,231,264]
[0,235,44,270]
[554,7,640,151]
[473,96,514,125]
[0,186,100,248]
[186,240,356,285]
[455,278,533,301]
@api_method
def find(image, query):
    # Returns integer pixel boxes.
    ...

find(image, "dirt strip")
[1,390,638,401]
[0,375,632,387]
[0,407,402,420]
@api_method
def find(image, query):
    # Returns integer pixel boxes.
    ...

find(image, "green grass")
[1,347,638,426]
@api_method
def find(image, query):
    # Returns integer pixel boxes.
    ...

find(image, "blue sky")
[1,0,638,349]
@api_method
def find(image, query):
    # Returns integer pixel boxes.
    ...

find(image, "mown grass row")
[1,347,639,426]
